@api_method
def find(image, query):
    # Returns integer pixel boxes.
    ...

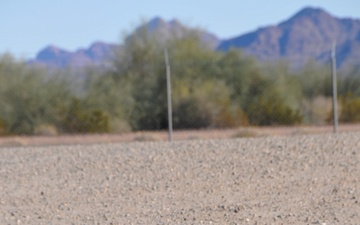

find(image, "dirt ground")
[1,124,360,147]
[0,131,359,224]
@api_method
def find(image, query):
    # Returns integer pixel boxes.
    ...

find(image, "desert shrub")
[339,93,360,123]
[128,72,169,131]
[231,129,258,138]
[6,112,35,135]
[61,98,110,133]
[0,117,7,135]
[60,98,87,133]
[84,71,134,124]
[34,124,58,136]
[109,119,132,133]
[338,67,360,96]
[86,110,110,133]
[0,54,73,135]
[300,96,332,125]
[133,134,158,142]
[173,97,212,129]
[296,61,332,99]
[246,92,303,126]
[215,106,249,128]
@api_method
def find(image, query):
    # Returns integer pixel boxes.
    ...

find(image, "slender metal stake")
[331,42,338,134]
[164,49,173,142]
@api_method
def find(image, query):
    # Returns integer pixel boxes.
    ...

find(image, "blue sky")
[1,0,359,59]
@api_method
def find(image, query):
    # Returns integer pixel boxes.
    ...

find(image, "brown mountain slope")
[218,7,360,69]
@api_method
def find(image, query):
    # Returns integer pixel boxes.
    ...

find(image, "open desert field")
[1,131,359,224]
[1,124,360,147]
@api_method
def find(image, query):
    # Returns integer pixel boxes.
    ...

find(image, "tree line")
[1,27,360,135]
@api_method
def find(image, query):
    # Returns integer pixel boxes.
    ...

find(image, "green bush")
[0,117,7,135]
[3,23,360,135]
[215,107,249,128]
[61,98,110,133]
[86,110,110,133]
[0,54,73,135]
[247,93,303,126]
[339,94,360,123]
[173,97,212,129]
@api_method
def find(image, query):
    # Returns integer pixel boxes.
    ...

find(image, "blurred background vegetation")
[1,26,360,136]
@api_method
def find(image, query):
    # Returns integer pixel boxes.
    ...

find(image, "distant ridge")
[218,7,360,68]
[29,7,360,70]
[28,42,117,69]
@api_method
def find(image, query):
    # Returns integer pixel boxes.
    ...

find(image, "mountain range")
[28,7,360,70]
[28,42,118,69]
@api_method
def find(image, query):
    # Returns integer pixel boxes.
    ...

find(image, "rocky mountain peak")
[29,7,360,70]
[218,7,360,69]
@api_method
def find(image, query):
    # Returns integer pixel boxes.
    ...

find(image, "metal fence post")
[331,42,338,134]
[164,49,173,142]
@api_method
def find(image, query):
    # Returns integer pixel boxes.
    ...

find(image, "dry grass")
[231,128,259,138]
[133,134,158,142]
[1,124,360,147]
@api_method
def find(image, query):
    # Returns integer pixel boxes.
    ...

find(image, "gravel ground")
[0,132,359,224]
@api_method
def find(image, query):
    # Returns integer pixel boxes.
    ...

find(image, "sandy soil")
[1,123,360,147]
[0,132,359,224]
